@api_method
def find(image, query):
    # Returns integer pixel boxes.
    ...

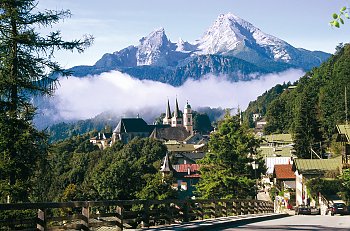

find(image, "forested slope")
[244,44,350,157]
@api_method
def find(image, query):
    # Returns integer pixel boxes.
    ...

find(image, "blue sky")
[33,0,350,121]
[38,0,350,68]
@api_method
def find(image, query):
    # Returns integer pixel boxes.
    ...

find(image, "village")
[2,1,350,230]
[89,98,350,215]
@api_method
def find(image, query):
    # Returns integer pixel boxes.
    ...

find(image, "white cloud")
[51,69,304,121]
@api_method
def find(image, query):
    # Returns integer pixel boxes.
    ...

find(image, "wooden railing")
[0,199,274,230]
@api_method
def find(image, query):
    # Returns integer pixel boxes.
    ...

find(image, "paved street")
[216,215,350,231]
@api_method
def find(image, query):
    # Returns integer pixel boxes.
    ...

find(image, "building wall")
[295,171,305,206]
[174,177,199,199]
[171,117,183,127]
[183,107,193,135]
[266,157,292,175]
[163,117,171,125]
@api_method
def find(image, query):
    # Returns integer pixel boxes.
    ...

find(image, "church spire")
[160,153,173,174]
[174,98,180,118]
[165,99,171,119]
[171,97,183,127]
[163,99,172,125]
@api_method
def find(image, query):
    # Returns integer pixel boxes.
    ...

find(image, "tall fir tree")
[0,0,92,202]
[292,89,324,159]
[196,112,264,199]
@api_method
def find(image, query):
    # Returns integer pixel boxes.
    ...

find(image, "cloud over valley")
[38,69,304,125]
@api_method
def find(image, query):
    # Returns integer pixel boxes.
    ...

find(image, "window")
[177,120,182,125]
[188,118,191,123]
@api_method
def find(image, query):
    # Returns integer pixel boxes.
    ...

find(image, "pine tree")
[196,112,264,199]
[0,0,92,202]
[292,89,324,159]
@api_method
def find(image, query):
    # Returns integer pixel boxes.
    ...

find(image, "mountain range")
[68,13,331,86]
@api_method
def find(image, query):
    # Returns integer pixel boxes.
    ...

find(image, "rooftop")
[263,134,293,144]
[113,118,151,133]
[293,158,342,175]
[150,126,190,142]
[336,124,350,142]
[184,133,209,144]
[173,164,200,173]
[166,143,197,152]
[273,164,295,180]
[259,146,295,158]
[174,152,206,160]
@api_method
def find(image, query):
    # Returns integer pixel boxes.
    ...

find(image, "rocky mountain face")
[68,13,330,86]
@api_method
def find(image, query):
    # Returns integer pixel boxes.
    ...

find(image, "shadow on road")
[219,224,350,231]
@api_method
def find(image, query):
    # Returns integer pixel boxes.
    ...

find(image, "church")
[162,98,193,135]
[98,99,194,145]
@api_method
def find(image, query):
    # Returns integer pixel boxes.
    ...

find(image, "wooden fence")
[0,199,274,230]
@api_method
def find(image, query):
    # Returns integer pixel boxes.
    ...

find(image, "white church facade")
[163,99,193,135]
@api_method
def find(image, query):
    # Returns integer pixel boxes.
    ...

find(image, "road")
[216,215,350,231]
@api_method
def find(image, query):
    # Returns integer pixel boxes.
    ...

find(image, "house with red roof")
[160,153,200,199]
[273,164,296,190]
[273,164,296,208]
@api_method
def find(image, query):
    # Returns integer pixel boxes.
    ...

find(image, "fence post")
[214,201,219,218]
[248,201,253,214]
[210,201,216,218]
[254,201,258,214]
[37,209,46,231]
[242,201,247,215]
[142,202,150,228]
[262,201,266,214]
[262,201,267,213]
[116,205,124,231]
[267,201,272,213]
[237,200,242,215]
[232,201,237,216]
[270,201,274,213]
[82,204,90,231]
[257,201,262,214]
[223,202,228,217]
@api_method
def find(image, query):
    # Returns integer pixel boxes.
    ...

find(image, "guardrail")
[0,199,274,230]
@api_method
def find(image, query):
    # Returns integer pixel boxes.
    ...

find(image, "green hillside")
[243,82,293,128]
[244,44,350,157]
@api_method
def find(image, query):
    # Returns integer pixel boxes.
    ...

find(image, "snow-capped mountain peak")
[196,12,294,62]
[196,13,249,54]
[176,37,196,53]
[139,27,166,43]
[216,12,254,29]
[176,37,186,51]
[136,27,172,66]
[72,12,330,82]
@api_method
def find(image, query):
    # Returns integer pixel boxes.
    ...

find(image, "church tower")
[171,98,183,127]
[160,153,173,178]
[183,101,193,134]
[163,99,172,125]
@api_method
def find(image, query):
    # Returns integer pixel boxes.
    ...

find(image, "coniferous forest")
[1,0,350,212]
[244,43,350,157]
